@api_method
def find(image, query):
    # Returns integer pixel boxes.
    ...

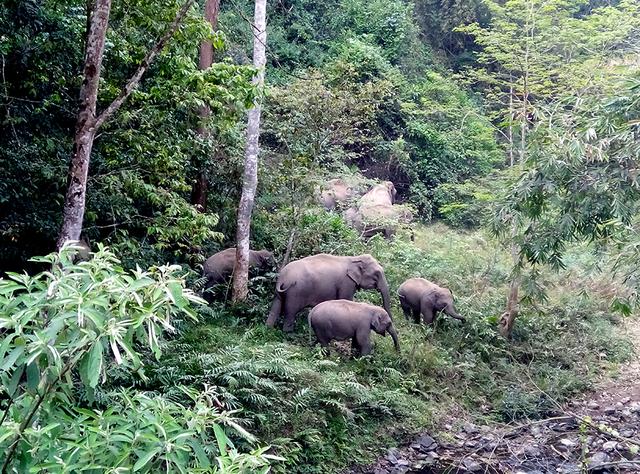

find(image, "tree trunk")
[499,245,520,338]
[57,0,196,248]
[191,0,221,211]
[57,0,112,249]
[232,0,267,302]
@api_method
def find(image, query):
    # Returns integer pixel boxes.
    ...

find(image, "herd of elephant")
[319,179,413,239]
[203,249,465,357]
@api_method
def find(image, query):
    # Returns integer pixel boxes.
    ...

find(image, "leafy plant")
[0,244,279,472]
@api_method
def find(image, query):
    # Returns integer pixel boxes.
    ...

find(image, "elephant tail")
[266,280,296,327]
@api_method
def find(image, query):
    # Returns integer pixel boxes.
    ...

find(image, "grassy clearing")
[118,224,633,473]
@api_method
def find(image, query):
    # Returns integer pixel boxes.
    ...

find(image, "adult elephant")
[397,278,465,325]
[319,178,354,211]
[345,204,413,239]
[203,248,274,300]
[266,253,393,332]
[359,181,397,208]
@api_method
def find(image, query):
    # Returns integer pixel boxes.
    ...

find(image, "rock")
[615,402,624,409]
[604,406,617,415]
[524,445,542,458]
[602,440,618,451]
[589,451,611,467]
[587,401,600,409]
[385,448,399,464]
[396,459,410,467]
[620,397,631,404]
[463,422,479,434]
[620,429,635,437]
[559,438,577,450]
[462,458,483,472]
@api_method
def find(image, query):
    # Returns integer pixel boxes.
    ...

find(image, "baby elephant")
[309,300,400,356]
[398,278,465,325]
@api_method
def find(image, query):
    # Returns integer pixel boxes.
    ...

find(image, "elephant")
[66,239,91,263]
[203,248,274,299]
[266,253,393,332]
[397,278,465,325]
[309,300,400,356]
[359,181,397,208]
[345,204,413,239]
[319,178,354,211]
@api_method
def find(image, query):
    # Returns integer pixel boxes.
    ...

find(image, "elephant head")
[347,255,393,319]
[383,181,397,204]
[434,289,465,322]
[371,309,400,351]
[255,250,275,269]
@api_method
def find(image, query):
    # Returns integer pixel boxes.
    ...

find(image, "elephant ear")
[347,260,364,285]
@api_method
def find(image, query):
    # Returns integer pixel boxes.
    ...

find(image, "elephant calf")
[397,278,465,325]
[203,248,274,299]
[309,300,400,356]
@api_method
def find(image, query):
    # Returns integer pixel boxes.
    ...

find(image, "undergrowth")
[106,224,633,473]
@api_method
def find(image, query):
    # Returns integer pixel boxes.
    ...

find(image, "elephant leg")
[399,297,412,321]
[412,308,421,324]
[282,301,299,333]
[356,330,372,356]
[351,335,361,356]
[266,293,283,327]
[421,307,436,325]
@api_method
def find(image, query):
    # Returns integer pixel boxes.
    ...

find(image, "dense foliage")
[2,0,640,472]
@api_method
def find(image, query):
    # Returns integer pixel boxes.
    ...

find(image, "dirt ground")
[345,321,640,474]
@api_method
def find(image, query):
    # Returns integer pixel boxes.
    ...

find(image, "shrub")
[0,244,278,472]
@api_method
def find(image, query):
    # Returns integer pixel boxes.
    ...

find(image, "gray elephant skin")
[320,178,355,211]
[346,203,413,239]
[359,181,397,207]
[309,300,400,356]
[203,248,274,297]
[266,253,393,332]
[397,278,465,325]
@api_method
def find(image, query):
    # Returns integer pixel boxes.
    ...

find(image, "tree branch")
[93,0,196,130]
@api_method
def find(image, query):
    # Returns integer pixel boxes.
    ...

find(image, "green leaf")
[167,282,187,309]
[213,424,228,455]
[1,345,25,372]
[133,447,162,472]
[79,341,103,389]
[189,440,211,468]
[7,364,24,396]
[26,362,40,393]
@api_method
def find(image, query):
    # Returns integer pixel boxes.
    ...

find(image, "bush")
[0,245,278,472]
[433,180,497,228]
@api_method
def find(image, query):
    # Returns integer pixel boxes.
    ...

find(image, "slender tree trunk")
[508,81,514,167]
[57,0,112,249]
[191,0,221,211]
[501,7,532,338]
[232,0,267,302]
[57,0,196,248]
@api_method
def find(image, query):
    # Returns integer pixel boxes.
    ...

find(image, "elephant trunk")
[444,304,465,322]
[377,276,393,320]
[387,324,400,352]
